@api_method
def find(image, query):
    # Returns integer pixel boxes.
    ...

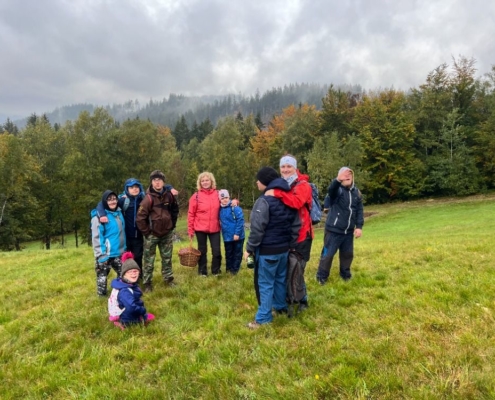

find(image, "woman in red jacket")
[188,171,222,276]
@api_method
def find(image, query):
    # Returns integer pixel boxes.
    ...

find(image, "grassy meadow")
[1,195,495,399]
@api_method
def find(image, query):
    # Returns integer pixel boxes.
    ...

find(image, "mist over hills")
[11,83,362,129]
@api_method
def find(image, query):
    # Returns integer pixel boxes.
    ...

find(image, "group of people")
[90,155,364,330]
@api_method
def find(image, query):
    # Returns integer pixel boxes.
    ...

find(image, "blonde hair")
[196,171,217,191]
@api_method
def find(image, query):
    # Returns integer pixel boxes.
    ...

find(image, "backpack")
[307,182,322,225]
[108,287,133,318]
[286,250,306,305]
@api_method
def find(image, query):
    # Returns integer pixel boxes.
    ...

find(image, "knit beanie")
[150,170,166,182]
[121,251,140,276]
[279,155,297,169]
[218,189,230,200]
[256,167,279,186]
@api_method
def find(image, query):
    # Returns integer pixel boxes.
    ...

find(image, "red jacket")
[188,188,221,236]
[273,170,314,244]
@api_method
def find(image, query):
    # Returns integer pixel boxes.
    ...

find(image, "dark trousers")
[316,230,354,282]
[196,231,222,275]
[295,238,312,303]
[126,236,144,269]
[224,239,244,274]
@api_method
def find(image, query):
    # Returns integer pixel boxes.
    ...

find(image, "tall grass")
[1,195,494,399]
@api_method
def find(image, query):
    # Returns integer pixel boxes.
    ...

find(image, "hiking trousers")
[196,231,222,275]
[143,231,174,285]
[316,230,354,283]
[95,257,122,296]
[224,239,244,274]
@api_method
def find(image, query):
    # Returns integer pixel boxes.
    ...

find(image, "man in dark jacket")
[136,170,179,292]
[244,167,300,329]
[316,167,364,284]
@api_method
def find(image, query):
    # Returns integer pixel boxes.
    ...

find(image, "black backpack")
[286,250,306,305]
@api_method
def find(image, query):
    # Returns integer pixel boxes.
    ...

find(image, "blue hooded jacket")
[219,200,245,242]
[91,190,126,262]
[110,278,147,324]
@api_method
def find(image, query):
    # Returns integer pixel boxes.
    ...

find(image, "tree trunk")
[60,219,65,246]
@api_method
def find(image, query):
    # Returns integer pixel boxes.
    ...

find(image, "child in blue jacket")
[91,190,126,296]
[109,252,155,330]
[218,189,245,275]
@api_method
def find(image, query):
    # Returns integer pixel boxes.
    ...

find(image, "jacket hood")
[265,177,290,192]
[101,190,118,211]
[124,178,145,197]
[110,278,134,290]
[297,170,310,182]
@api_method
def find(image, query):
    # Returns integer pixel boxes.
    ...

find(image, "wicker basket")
[178,239,201,268]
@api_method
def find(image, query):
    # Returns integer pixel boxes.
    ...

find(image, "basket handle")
[189,238,194,249]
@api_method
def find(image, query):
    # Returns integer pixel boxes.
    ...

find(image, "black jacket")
[324,179,364,234]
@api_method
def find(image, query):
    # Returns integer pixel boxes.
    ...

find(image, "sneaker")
[298,301,309,313]
[246,321,261,330]
[200,274,208,278]
[167,281,177,287]
[316,277,325,286]
[113,321,125,331]
[144,282,153,293]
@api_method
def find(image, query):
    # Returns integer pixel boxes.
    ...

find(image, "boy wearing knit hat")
[244,167,300,329]
[219,189,245,275]
[136,170,179,292]
[109,251,155,329]
[316,167,364,284]
[264,154,313,312]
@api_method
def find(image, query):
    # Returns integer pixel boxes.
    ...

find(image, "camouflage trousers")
[143,231,174,285]
[95,257,122,296]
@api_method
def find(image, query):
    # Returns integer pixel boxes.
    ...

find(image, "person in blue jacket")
[110,252,154,329]
[316,167,364,284]
[91,190,126,296]
[218,189,245,275]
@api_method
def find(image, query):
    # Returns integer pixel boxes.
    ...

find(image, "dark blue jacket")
[324,179,364,235]
[246,178,300,255]
[110,278,147,324]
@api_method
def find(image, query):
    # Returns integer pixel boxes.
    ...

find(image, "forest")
[1,56,495,251]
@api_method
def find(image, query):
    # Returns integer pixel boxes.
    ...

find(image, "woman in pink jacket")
[188,171,222,276]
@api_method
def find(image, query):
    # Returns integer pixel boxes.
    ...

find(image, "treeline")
[1,56,495,251]
[13,83,348,130]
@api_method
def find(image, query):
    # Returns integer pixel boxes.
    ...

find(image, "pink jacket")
[187,188,221,236]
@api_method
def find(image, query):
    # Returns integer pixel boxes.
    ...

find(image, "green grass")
[1,195,495,399]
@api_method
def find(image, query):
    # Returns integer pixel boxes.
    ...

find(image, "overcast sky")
[1,0,494,122]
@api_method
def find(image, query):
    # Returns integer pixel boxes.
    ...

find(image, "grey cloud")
[1,0,494,120]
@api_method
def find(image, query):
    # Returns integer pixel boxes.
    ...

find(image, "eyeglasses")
[107,197,118,202]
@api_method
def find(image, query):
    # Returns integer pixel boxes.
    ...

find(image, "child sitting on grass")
[109,252,155,330]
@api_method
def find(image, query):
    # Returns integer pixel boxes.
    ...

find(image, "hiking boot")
[165,277,176,287]
[143,282,153,293]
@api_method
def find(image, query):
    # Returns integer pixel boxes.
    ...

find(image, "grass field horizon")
[1,194,494,399]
